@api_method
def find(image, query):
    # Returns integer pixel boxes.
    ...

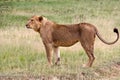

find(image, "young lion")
[26,15,119,67]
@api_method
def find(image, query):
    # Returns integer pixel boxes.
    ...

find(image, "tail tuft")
[114,28,118,33]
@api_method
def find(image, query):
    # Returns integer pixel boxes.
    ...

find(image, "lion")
[26,15,119,67]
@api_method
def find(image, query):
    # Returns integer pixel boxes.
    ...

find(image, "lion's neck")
[39,20,55,40]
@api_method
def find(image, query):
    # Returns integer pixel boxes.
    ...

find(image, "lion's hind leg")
[81,43,95,67]
[80,32,95,67]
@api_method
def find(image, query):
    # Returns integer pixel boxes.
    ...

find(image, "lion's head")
[26,15,44,32]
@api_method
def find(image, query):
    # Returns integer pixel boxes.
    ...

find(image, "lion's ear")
[39,16,43,22]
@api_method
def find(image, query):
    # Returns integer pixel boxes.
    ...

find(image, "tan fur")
[26,15,119,67]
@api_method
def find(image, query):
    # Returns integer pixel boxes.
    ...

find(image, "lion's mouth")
[26,26,31,29]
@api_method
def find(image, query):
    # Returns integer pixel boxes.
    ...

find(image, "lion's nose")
[26,24,29,28]
[26,24,28,27]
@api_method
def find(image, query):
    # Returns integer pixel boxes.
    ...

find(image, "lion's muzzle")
[26,24,31,29]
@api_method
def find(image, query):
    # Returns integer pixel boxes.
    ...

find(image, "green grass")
[0,0,120,79]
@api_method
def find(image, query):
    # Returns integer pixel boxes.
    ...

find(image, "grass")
[0,0,120,79]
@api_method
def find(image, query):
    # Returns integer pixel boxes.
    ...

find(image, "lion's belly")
[53,39,79,47]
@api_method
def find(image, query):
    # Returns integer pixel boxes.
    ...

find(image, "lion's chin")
[33,28,40,32]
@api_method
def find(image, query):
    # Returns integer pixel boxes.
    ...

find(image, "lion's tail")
[96,28,119,45]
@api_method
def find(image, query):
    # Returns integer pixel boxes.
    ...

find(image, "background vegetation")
[0,0,120,79]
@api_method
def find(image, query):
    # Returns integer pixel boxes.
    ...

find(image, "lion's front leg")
[53,47,60,65]
[44,43,53,65]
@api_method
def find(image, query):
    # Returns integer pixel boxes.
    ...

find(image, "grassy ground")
[0,0,120,80]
